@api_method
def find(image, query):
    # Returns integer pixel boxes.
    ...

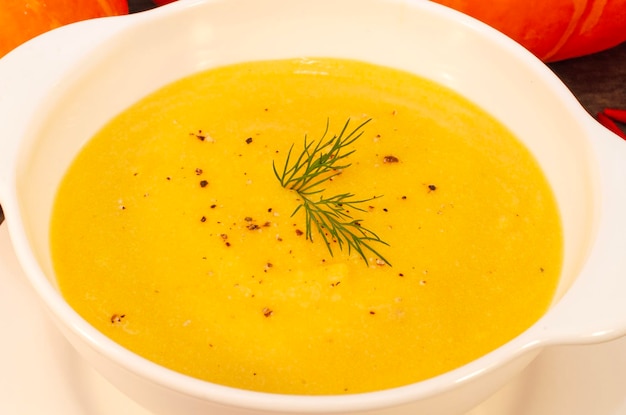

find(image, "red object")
[603,108,626,124]
[433,0,626,62]
[597,110,626,139]
[0,0,129,58]
[153,0,177,5]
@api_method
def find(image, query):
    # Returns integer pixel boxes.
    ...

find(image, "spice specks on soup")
[50,57,562,395]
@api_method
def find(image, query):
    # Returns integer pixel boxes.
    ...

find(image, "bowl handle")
[539,120,626,345]
[0,16,132,206]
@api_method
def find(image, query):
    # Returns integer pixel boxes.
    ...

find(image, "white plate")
[1,223,625,415]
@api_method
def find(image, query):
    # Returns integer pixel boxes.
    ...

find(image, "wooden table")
[549,41,626,116]
[0,3,624,225]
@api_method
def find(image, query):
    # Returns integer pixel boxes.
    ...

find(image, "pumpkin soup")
[50,58,562,394]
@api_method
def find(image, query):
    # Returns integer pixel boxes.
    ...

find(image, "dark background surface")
[0,1,625,226]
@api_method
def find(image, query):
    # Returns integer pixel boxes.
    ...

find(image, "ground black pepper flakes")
[200,180,209,188]
[191,130,206,141]
[295,229,304,236]
[428,184,437,191]
[220,234,231,247]
[262,307,273,317]
[245,137,253,144]
[110,314,126,324]
[383,155,399,163]
[200,216,207,222]
[195,168,203,175]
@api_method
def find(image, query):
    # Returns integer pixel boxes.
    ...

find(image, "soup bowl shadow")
[1,0,626,414]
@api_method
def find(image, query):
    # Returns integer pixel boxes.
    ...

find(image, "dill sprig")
[273,119,391,265]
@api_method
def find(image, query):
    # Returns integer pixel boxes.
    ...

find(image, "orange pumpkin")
[434,0,626,61]
[0,0,129,58]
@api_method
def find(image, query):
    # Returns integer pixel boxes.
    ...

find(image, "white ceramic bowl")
[1,0,626,414]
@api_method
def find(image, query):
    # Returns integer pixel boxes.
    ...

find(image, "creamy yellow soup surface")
[51,58,562,395]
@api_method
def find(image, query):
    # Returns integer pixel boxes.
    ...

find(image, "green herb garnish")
[273,118,390,265]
